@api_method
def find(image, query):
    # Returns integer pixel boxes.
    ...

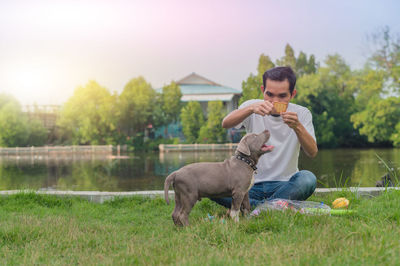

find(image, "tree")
[57,81,118,145]
[294,55,359,147]
[198,101,226,143]
[295,73,339,147]
[277,44,297,70]
[150,81,183,139]
[161,81,182,124]
[0,94,48,147]
[0,99,29,147]
[351,97,400,144]
[257,54,275,79]
[27,119,48,146]
[313,111,336,147]
[240,54,274,104]
[150,93,166,130]
[240,74,263,104]
[367,26,400,93]
[390,122,400,147]
[306,54,317,74]
[0,94,18,108]
[348,27,400,145]
[180,101,205,143]
[324,54,351,80]
[296,51,308,76]
[119,77,156,137]
[347,68,385,109]
[295,51,318,77]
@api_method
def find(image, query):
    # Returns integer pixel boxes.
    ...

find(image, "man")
[214,66,318,208]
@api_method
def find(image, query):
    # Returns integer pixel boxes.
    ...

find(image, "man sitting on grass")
[212,66,318,208]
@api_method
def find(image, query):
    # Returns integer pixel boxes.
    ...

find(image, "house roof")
[177,72,221,86]
[157,72,241,102]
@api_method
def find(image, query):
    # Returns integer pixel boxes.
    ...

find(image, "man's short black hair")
[262,66,296,94]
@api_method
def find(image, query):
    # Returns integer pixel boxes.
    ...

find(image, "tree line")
[0,27,399,149]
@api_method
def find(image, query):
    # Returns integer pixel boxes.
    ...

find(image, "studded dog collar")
[235,153,257,171]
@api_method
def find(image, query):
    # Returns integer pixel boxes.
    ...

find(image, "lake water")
[0,148,399,191]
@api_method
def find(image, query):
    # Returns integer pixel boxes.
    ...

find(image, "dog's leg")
[240,192,251,216]
[178,194,197,226]
[172,192,183,226]
[230,192,245,222]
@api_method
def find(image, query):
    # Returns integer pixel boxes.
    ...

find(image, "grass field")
[0,190,399,265]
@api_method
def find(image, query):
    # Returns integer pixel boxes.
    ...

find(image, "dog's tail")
[164,172,176,205]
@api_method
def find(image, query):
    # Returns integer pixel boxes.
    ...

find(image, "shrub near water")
[0,191,399,264]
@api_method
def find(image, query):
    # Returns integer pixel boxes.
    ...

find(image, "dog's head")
[236,130,274,161]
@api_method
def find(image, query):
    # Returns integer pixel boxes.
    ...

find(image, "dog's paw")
[229,209,240,222]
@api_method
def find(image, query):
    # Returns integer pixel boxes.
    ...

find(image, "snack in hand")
[273,102,288,113]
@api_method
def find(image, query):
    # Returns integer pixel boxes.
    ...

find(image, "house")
[154,73,242,141]
[176,72,241,114]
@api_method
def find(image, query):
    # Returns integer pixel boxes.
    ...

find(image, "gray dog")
[164,130,274,226]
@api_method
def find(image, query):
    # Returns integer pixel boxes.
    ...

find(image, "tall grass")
[317,171,354,191]
[375,153,399,186]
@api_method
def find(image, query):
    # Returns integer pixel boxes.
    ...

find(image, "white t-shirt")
[235,99,316,182]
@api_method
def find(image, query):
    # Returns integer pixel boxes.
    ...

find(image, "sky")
[0,0,399,106]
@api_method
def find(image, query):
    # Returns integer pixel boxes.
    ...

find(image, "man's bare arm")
[222,106,252,129]
[282,112,318,158]
[294,123,318,158]
[222,101,274,129]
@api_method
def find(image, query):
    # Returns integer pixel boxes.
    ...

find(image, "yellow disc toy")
[332,197,349,209]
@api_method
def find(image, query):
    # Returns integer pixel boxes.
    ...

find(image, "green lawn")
[0,190,399,265]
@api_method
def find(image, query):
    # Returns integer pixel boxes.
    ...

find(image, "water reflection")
[0,148,398,191]
[299,148,400,187]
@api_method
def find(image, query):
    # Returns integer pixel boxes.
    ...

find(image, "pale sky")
[0,0,399,105]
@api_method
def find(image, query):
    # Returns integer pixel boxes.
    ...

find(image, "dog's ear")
[236,136,250,156]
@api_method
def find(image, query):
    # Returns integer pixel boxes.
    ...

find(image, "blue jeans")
[211,170,317,208]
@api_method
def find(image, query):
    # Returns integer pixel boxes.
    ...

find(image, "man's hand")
[281,112,300,129]
[282,111,318,158]
[251,101,274,116]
